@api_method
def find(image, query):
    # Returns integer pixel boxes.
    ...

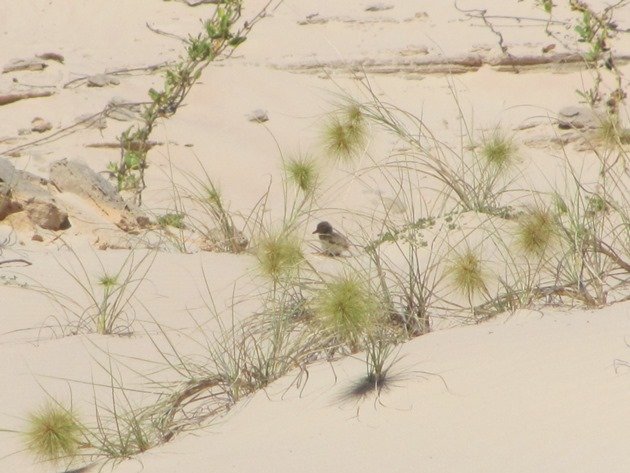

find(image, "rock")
[248,109,269,123]
[365,3,393,12]
[299,13,327,25]
[31,117,52,133]
[0,159,17,186]
[0,158,44,189]
[49,159,149,229]
[0,197,22,221]
[87,74,120,87]
[2,57,48,73]
[31,233,44,242]
[49,159,123,204]
[36,52,65,63]
[558,106,599,130]
[25,199,70,230]
[0,157,70,230]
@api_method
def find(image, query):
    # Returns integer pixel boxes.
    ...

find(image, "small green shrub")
[157,212,186,229]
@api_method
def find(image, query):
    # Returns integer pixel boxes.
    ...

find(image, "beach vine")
[109,0,280,204]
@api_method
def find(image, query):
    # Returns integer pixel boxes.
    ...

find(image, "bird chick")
[312,221,351,256]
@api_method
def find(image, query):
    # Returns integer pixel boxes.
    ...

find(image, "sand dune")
[1,1,629,472]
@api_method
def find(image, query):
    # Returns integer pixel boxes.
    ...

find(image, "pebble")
[557,106,598,130]
[365,3,393,12]
[87,74,120,87]
[30,117,52,133]
[248,109,269,123]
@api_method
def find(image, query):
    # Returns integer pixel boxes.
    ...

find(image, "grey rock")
[558,106,599,130]
[0,158,47,191]
[248,109,269,123]
[299,13,328,25]
[0,158,19,187]
[365,3,393,12]
[49,159,149,229]
[50,159,124,206]
[87,74,120,88]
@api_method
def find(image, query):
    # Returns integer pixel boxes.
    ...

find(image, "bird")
[312,221,351,256]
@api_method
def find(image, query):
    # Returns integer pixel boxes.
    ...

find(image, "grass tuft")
[515,207,558,256]
[322,103,367,163]
[480,130,518,171]
[284,156,319,193]
[447,248,489,299]
[598,114,630,146]
[25,403,84,464]
[314,274,381,351]
[256,232,304,281]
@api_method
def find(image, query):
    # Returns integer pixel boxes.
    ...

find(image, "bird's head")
[313,221,333,234]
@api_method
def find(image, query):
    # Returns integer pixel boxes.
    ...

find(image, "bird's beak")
[312,229,318,234]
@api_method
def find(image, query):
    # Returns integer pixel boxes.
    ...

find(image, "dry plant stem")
[62,62,171,89]
[454,2,509,55]
[0,102,148,156]
[0,258,31,266]
[145,23,187,42]
[158,376,225,442]
[591,239,630,272]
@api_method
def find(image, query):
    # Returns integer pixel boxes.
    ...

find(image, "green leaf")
[124,151,143,170]
[228,36,246,47]
[148,88,163,103]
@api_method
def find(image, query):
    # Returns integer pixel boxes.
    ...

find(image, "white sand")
[1,0,629,471]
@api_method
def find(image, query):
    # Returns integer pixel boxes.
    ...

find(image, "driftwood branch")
[0,90,54,106]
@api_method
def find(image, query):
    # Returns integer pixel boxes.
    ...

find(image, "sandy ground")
[1,0,630,472]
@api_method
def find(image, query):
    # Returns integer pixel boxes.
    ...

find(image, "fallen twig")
[85,141,162,151]
[63,62,171,89]
[146,23,187,42]
[0,258,32,267]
